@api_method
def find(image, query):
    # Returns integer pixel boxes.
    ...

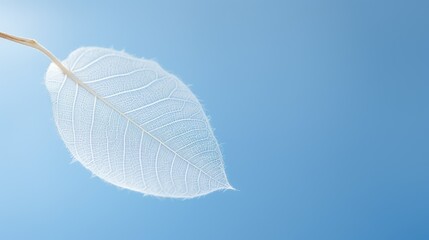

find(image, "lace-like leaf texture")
[45,47,233,198]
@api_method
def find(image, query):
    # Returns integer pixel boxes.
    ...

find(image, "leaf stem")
[0,31,101,100]
[0,31,76,81]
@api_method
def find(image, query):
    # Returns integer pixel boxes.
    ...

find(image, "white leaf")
[45,47,233,198]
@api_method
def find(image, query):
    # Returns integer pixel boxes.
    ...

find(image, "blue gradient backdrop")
[0,1,428,239]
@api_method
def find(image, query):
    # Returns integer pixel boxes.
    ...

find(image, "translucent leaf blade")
[45,47,232,198]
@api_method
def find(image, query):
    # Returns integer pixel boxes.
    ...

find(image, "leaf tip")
[225,183,237,191]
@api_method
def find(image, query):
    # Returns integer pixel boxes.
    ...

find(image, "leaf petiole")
[0,31,74,81]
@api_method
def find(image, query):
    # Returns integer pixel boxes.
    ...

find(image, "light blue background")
[0,1,428,239]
